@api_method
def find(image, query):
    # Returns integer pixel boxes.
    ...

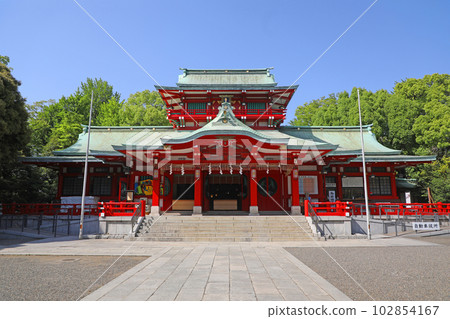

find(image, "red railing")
[167,108,285,117]
[0,203,99,216]
[99,201,145,217]
[304,200,450,217]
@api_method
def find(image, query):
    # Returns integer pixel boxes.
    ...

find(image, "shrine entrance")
[205,174,249,211]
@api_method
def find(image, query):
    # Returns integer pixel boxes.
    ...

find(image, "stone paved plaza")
[1,230,447,301]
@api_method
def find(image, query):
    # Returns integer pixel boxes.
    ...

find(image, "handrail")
[305,199,326,239]
[131,200,146,233]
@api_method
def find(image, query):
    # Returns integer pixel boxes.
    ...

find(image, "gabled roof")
[176,68,277,87]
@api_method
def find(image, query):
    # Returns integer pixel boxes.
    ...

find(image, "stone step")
[141,231,312,237]
[136,215,314,242]
[143,225,312,229]
[133,236,313,242]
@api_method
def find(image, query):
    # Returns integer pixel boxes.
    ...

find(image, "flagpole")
[358,88,371,240]
[79,90,94,240]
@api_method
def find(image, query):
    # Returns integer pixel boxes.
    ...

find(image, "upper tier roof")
[176,68,277,87]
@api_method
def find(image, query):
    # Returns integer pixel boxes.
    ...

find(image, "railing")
[0,204,98,237]
[167,108,285,117]
[98,201,142,217]
[307,201,450,217]
[304,200,326,239]
[130,200,146,233]
[0,203,99,216]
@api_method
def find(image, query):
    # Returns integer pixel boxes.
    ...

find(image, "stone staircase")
[134,215,314,242]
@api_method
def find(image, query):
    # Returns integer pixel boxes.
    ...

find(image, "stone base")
[291,206,301,215]
[150,206,160,216]
[249,206,259,216]
[193,206,202,215]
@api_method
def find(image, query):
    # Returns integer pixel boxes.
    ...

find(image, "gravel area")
[0,255,147,300]
[285,235,450,301]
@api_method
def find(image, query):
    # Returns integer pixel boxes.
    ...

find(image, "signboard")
[412,222,440,231]
[405,192,411,204]
[328,190,336,202]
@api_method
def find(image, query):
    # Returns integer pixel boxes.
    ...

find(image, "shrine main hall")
[25,68,434,215]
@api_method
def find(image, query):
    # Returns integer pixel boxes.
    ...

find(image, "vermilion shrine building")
[24,69,434,215]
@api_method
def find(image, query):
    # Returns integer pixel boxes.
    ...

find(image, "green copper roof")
[279,125,401,156]
[176,68,277,87]
[350,155,436,163]
[32,121,433,166]
[396,178,418,189]
[21,156,102,163]
[53,126,177,156]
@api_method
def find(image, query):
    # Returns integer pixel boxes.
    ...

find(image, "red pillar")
[151,169,160,215]
[291,169,301,215]
[193,169,202,215]
[249,169,258,215]
[390,172,397,198]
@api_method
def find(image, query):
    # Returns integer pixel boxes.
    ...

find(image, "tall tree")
[290,73,450,202]
[120,90,169,126]
[0,57,34,203]
[0,59,29,164]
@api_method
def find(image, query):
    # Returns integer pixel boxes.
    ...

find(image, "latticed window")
[62,176,83,196]
[342,176,363,200]
[247,102,266,114]
[370,176,391,195]
[187,102,207,114]
[90,176,112,196]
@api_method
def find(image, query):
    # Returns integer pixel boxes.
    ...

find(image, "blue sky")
[2,0,449,122]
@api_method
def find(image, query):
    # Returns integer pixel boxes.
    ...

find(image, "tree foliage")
[291,73,450,201]
[0,61,29,163]
[0,57,56,203]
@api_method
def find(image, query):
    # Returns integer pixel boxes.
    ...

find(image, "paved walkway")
[82,245,349,301]
[0,231,440,301]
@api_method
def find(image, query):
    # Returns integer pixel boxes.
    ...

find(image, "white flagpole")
[79,90,94,240]
[358,89,371,240]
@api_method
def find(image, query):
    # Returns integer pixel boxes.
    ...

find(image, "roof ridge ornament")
[214,100,237,125]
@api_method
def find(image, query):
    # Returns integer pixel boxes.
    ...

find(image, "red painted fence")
[99,201,144,217]
[305,200,450,217]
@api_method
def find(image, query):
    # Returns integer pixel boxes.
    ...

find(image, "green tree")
[0,57,35,203]
[408,156,450,203]
[120,90,169,126]
[290,74,450,202]
[96,98,123,126]
[0,55,10,66]
[0,60,30,164]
